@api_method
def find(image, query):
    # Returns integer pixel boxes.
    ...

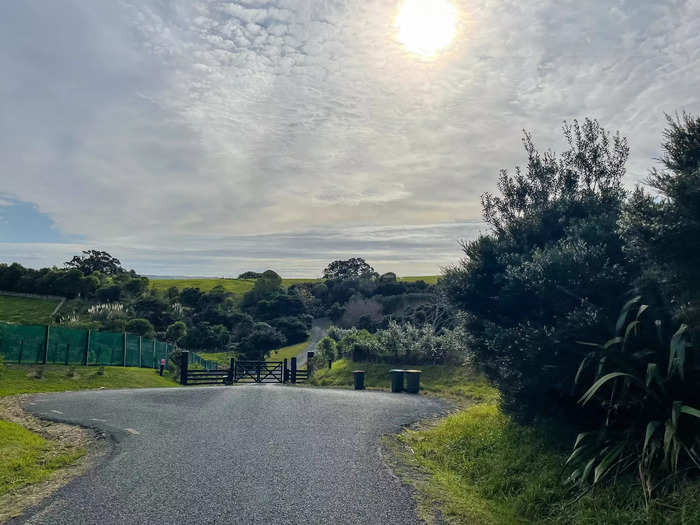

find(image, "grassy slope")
[0,365,177,397]
[198,339,312,367]
[150,276,438,294]
[267,340,310,362]
[398,275,440,284]
[400,403,700,525]
[0,420,84,497]
[0,295,60,324]
[150,278,256,294]
[309,359,497,402]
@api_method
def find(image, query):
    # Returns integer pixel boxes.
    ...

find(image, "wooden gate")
[234,360,283,383]
[178,352,313,385]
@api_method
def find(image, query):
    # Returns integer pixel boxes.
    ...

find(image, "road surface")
[16,385,445,524]
[296,317,330,366]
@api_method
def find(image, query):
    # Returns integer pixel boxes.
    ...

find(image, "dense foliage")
[442,114,700,500]
[444,119,633,421]
[567,297,700,501]
[316,321,468,365]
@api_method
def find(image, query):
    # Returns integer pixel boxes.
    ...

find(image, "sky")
[0,0,698,277]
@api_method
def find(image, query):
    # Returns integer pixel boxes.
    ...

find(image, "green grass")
[199,339,312,367]
[150,276,437,295]
[150,277,323,295]
[0,295,60,324]
[398,402,700,524]
[0,365,178,397]
[150,278,256,294]
[267,340,311,362]
[399,275,440,284]
[309,359,497,402]
[196,352,234,367]
[0,420,84,497]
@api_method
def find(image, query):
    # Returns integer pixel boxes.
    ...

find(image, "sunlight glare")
[396,0,457,57]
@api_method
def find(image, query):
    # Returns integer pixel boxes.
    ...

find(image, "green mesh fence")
[0,322,215,369]
[125,334,140,367]
[0,324,45,364]
[90,331,123,365]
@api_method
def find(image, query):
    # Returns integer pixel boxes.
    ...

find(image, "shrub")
[269,316,309,345]
[125,318,155,338]
[444,118,632,422]
[566,297,700,502]
[237,322,286,360]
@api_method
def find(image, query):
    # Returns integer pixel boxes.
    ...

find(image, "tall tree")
[65,250,124,276]
[444,118,632,421]
[322,258,377,281]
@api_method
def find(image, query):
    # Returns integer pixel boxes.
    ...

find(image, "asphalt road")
[296,317,331,366]
[17,385,445,525]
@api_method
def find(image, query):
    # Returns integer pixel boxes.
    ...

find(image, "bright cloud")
[0,0,698,276]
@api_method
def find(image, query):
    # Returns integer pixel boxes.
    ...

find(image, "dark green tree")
[65,250,124,276]
[322,258,377,281]
[125,318,155,337]
[444,118,633,421]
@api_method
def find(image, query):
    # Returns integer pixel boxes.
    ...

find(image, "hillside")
[0,295,61,324]
[150,275,438,294]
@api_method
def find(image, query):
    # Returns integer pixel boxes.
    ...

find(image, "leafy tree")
[65,250,124,276]
[125,318,155,337]
[323,258,377,281]
[165,321,187,344]
[621,112,700,331]
[238,271,262,279]
[123,276,149,296]
[444,119,632,421]
[96,284,121,302]
[269,316,309,345]
[237,322,286,360]
[180,287,203,308]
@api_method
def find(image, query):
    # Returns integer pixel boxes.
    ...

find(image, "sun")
[396,0,457,56]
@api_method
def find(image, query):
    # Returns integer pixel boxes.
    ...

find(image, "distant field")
[150,277,323,295]
[0,295,60,324]
[399,275,440,284]
[150,275,438,294]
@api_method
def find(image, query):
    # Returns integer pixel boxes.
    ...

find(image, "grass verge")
[396,402,700,524]
[0,364,177,397]
[0,295,60,324]
[309,358,497,403]
[0,420,84,498]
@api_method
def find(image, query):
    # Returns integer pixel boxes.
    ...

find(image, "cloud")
[0,0,698,275]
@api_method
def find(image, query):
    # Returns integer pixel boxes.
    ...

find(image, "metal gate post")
[256,363,261,383]
[180,351,189,385]
[291,357,297,384]
[227,358,235,384]
[283,358,288,383]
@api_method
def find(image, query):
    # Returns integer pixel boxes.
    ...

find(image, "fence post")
[152,339,156,368]
[283,358,288,383]
[233,359,238,383]
[139,336,142,368]
[291,357,297,384]
[43,325,50,364]
[122,333,127,367]
[84,329,90,366]
[227,358,235,384]
[64,344,70,365]
[180,351,189,385]
[307,351,314,376]
[256,362,261,383]
[18,339,24,364]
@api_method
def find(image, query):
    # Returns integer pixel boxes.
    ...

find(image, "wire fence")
[0,322,218,370]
